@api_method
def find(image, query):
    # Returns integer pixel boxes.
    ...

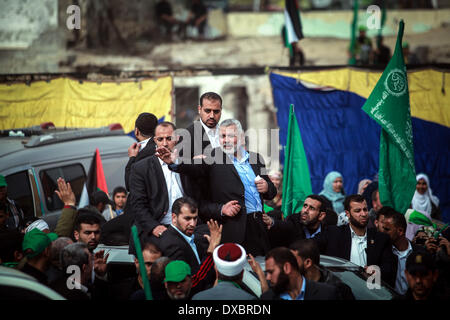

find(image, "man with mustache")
[157,119,276,256]
[402,250,443,300]
[261,247,339,300]
[184,92,222,161]
[176,92,224,216]
[129,122,202,241]
[265,194,328,248]
[150,196,221,290]
[315,194,397,287]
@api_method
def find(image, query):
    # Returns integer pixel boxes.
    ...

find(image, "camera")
[414,237,427,246]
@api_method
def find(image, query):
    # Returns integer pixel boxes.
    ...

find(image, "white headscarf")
[411,173,440,215]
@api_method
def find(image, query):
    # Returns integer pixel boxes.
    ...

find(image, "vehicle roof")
[248,254,359,269]
[0,134,135,174]
[0,266,66,300]
[319,255,361,269]
[0,265,37,280]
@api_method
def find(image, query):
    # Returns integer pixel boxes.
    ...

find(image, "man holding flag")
[283,0,304,66]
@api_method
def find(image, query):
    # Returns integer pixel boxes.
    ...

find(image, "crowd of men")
[0,91,449,301]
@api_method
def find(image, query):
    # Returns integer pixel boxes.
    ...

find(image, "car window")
[326,267,396,300]
[5,171,34,220]
[39,164,86,211]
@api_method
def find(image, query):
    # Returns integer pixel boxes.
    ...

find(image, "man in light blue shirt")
[231,147,263,214]
[157,119,277,256]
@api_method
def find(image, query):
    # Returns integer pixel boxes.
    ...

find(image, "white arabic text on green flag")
[361,20,416,215]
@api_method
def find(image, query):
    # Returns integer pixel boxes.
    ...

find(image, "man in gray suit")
[192,243,256,300]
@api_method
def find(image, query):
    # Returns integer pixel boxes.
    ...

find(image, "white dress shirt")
[392,240,413,295]
[158,158,184,225]
[349,226,367,267]
[137,137,151,151]
[200,120,220,149]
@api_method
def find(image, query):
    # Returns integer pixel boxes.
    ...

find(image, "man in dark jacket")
[124,112,158,191]
[315,194,397,287]
[290,239,355,300]
[50,242,92,300]
[129,122,203,242]
[158,119,276,256]
[402,250,447,300]
[266,194,328,248]
[261,247,340,300]
[177,92,223,210]
[19,228,58,286]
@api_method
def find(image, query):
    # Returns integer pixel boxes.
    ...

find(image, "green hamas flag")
[362,20,416,215]
[281,104,312,218]
[348,0,359,65]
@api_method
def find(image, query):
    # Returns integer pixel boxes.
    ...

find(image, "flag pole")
[131,225,153,300]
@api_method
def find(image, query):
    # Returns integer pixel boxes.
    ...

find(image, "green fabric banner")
[281,104,312,218]
[348,0,359,65]
[362,20,416,215]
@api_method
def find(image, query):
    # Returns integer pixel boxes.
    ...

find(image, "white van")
[0,124,135,230]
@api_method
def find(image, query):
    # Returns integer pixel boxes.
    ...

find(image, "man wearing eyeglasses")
[129,122,200,241]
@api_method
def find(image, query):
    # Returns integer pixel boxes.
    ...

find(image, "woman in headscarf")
[411,173,441,220]
[319,171,345,215]
[357,178,372,195]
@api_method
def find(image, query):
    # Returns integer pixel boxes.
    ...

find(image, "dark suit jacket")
[268,213,326,248]
[128,155,200,238]
[151,225,209,272]
[125,139,156,191]
[315,225,397,287]
[261,278,340,300]
[177,120,214,201]
[172,147,277,245]
[50,275,90,300]
[150,224,215,293]
[179,120,213,160]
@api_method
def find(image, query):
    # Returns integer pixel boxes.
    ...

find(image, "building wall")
[227,9,450,39]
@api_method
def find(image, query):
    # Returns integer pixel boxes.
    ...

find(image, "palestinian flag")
[284,0,303,45]
[78,148,108,208]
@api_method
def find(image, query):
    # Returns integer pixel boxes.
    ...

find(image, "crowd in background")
[0,91,448,301]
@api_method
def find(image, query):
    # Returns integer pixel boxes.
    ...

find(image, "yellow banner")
[0,76,173,133]
[275,68,450,128]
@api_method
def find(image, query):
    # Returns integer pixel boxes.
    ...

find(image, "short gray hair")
[60,242,90,270]
[218,119,243,135]
[50,237,73,267]
[150,256,171,285]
